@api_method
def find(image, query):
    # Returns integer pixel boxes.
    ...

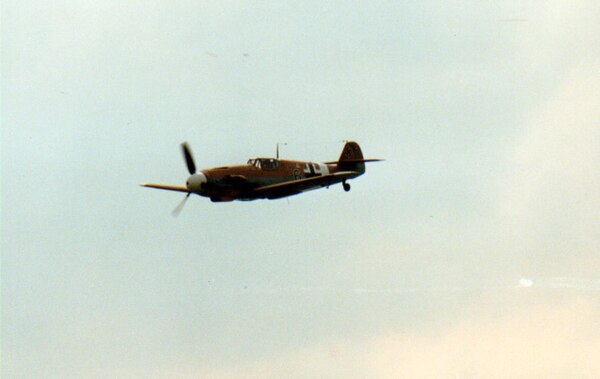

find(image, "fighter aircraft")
[141,141,382,212]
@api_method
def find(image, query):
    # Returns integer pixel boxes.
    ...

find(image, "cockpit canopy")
[247,158,279,170]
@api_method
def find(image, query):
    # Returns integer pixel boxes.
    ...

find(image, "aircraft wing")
[251,171,359,199]
[140,183,189,193]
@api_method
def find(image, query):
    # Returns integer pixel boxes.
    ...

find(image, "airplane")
[141,141,382,212]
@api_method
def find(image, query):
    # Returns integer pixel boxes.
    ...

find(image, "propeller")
[172,142,196,216]
[172,192,191,217]
[181,142,196,174]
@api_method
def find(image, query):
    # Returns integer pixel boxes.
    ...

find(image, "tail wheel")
[343,182,351,192]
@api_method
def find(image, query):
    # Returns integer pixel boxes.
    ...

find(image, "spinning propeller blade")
[181,142,196,174]
[172,192,191,217]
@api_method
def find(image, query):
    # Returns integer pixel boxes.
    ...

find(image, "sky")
[2,1,600,377]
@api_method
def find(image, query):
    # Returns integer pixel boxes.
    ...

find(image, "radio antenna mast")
[276,142,287,159]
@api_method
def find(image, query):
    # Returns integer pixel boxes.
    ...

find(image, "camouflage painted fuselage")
[200,159,358,201]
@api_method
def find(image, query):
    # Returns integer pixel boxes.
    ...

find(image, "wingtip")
[140,183,190,193]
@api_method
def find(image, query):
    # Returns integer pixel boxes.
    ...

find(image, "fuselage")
[195,158,356,201]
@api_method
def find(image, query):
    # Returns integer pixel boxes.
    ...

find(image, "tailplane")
[324,141,383,172]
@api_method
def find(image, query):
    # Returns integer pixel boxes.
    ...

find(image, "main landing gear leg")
[343,181,351,192]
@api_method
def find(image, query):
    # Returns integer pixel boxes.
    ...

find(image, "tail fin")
[338,141,366,173]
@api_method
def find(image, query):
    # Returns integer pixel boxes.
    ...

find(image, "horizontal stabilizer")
[323,158,384,164]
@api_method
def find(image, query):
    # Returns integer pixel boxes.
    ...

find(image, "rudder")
[338,141,365,173]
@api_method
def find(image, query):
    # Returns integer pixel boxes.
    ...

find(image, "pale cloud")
[197,295,600,378]
[494,64,600,262]
[368,296,600,378]
[504,0,600,68]
[493,2,600,244]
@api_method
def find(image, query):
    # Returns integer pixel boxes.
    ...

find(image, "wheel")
[343,182,351,192]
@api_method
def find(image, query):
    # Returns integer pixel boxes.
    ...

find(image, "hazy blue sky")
[3,1,599,377]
